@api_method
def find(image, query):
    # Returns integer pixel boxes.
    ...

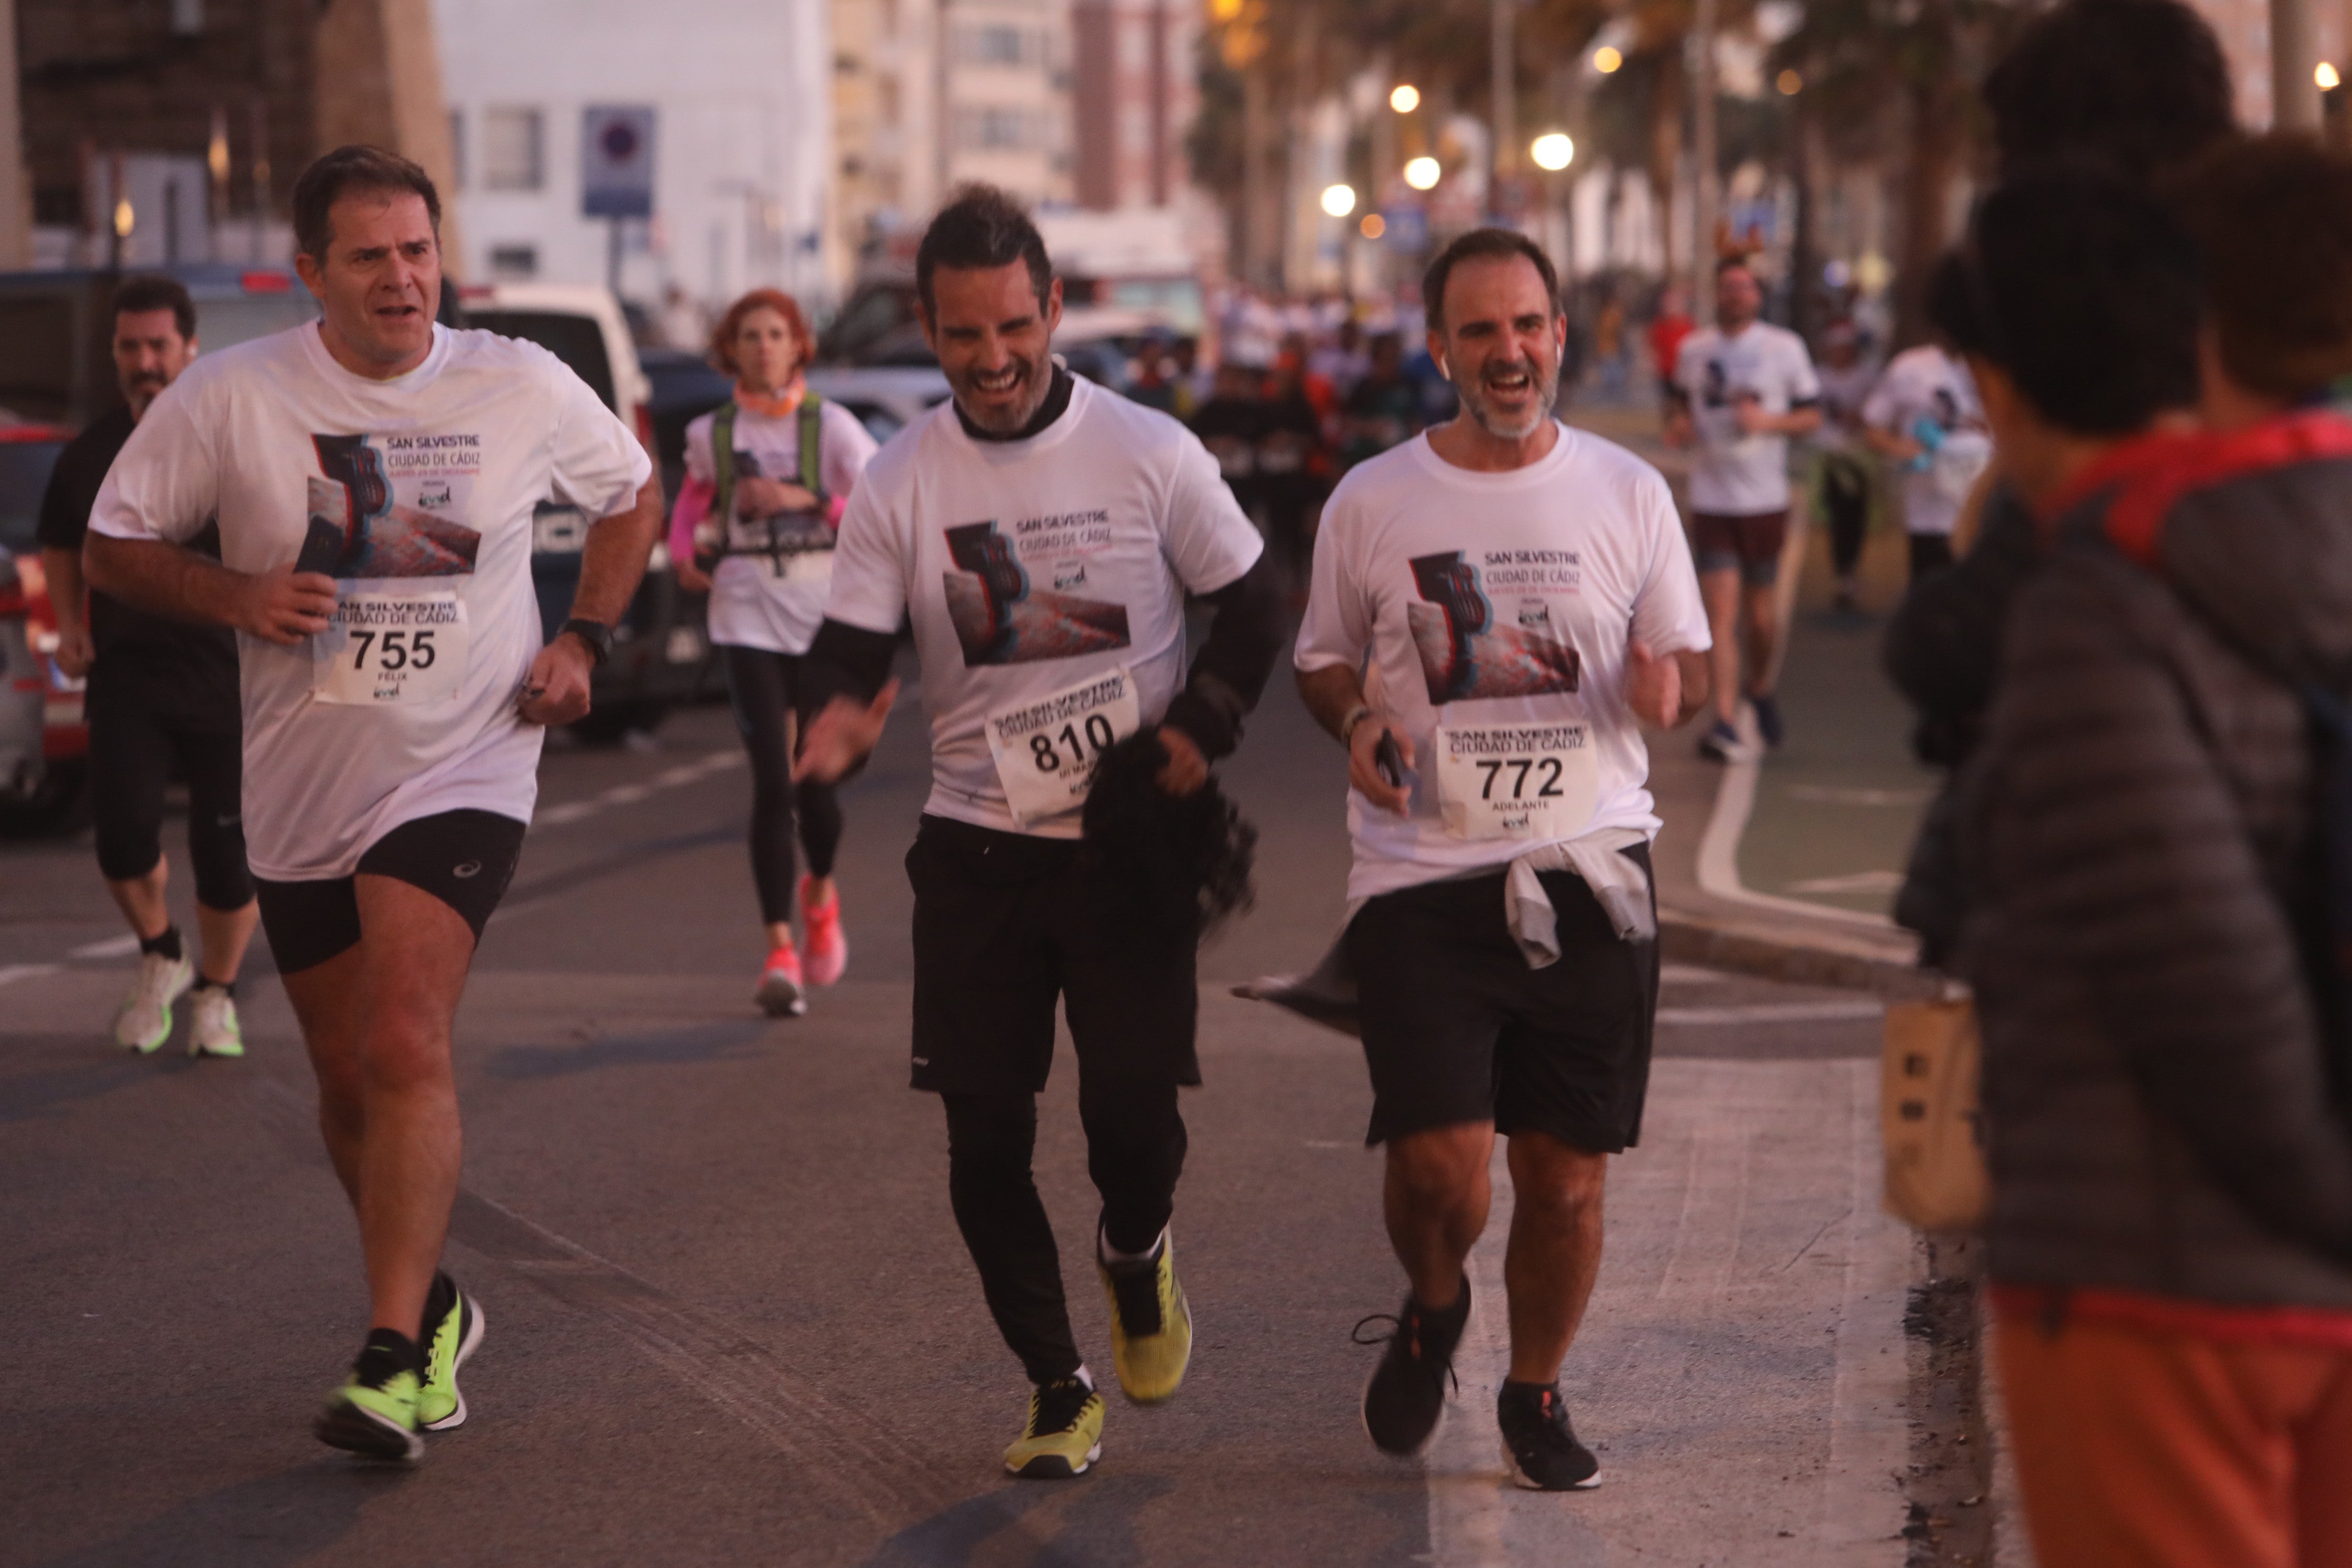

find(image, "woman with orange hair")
[670,289,880,1016]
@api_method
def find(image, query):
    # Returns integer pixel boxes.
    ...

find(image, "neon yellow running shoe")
[315,1340,424,1462]
[416,1273,485,1431]
[1099,1228,1192,1405]
[1003,1376,1105,1479]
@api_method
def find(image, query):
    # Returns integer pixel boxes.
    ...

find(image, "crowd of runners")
[35,1,2352,1558]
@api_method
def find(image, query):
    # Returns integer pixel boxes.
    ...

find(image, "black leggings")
[1907,532,1956,583]
[87,694,252,911]
[943,1077,1188,1385]
[721,644,842,926]
[1820,452,1870,579]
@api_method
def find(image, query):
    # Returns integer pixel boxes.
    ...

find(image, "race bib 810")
[985,667,1141,827]
[313,590,468,706]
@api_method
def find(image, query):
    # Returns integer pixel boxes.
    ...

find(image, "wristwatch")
[558,618,614,667]
[1339,704,1376,745]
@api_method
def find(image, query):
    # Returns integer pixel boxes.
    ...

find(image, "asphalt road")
[2,661,1912,1568]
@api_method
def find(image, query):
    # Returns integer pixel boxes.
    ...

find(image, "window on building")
[489,244,539,279]
[171,0,204,35]
[959,25,1032,65]
[448,111,465,190]
[955,107,1038,149]
[482,107,544,192]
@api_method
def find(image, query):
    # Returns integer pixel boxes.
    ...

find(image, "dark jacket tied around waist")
[1959,411,2352,1308]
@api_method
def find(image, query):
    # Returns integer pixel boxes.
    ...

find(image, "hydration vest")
[693,394,829,575]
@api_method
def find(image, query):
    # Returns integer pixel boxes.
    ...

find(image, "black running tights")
[722,644,843,925]
[942,1079,1188,1384]
[1820,453,1870,580]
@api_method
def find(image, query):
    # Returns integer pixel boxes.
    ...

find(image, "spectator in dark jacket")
[1884,0,2236,965]
[1952,157,2352,1568]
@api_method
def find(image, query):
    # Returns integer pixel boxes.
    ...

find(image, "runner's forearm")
[565,477,663,627]
[1297,662,1373,742]
[83,533,251,630]
[1163,552,1285,760]
[40,547,86,640]
[801,617,900,713]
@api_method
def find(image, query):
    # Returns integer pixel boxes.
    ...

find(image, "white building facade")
[434,0,832,309]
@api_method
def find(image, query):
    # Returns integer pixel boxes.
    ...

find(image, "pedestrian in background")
[669,288,878,1017]
[1664,256,1822,761]
[1862,332,1990,582]
[1813,320,1877,612]
[1338,332,1421,472]
[36,277,256,1058]
[1883,0,2236,967]
[1953,151,2352,1568]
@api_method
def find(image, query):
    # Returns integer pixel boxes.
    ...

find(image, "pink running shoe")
[756,944,807,1017]
[800,876,849,987]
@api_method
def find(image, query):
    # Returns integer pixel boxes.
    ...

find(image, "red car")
[0,422,85,830]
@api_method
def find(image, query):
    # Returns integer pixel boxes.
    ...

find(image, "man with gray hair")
[1295,227,1710,1488]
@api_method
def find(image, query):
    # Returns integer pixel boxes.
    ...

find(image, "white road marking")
[1425,1060,1914,1565]
[527,749,743,835]
[1784,785,1934,808]
[1696,744,1899,932]
[1658,962,1730,985]
[70,934,142,960]
[1657,1000,1884,1026]
[1786,870,1905,896]
[0,963,62,989]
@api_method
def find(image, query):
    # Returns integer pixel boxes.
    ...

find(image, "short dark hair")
[2174,133,2352,401]
[916,184,1052,317]
[111,275,195,342]
[1984,0,2235,184]
[1929,169,2200,435]
[292,145,442,263]
[1422,228,1560,331]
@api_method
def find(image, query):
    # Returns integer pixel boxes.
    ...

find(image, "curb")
[1659,906,1941,998]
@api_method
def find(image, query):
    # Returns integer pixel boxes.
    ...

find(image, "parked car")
[639,347,732,506]
[0,422,84,832]
[805,366,952,446]
[458,281,718,740]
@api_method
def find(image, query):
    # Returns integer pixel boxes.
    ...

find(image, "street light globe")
[1390,84,1420,113]
[1531,133,1574,172]
[2321,61,2343,90]
[1404,156,1442,191]
[1777,68,1804,95]
[1321,183,1359,218]
[1593,45,1623,73]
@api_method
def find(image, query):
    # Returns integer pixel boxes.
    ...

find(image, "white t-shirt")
[684,398,878,653]
[1861,345,1987,538]
[1296,425,1713,901]
[91,322,651,880]
[1673,321,1821,514]
[825,374,1265,838]
[1815,359,1879,455]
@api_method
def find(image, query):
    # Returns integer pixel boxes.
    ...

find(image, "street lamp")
[1593,45,1623,73]
[1321,183,1358,218]
[1530,133,1574,171]
[2321,61,2342,89]
[1777,68,1804,94]
[1404,156,1442,191]
[1390,84,1420,113]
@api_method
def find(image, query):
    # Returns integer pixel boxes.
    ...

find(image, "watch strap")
[560,618,614,666]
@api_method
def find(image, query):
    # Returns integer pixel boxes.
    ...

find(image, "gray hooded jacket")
[1959,417,2352,1305]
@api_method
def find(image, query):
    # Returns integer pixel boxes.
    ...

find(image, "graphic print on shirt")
[303,433,481,579]
[303,432,482,706]
[942,515,1132,667]
[1406,549,1583,702]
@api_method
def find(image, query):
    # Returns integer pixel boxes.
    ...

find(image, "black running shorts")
[905,814,1200,1094]
[254,809,527,975]
[1344,845,1658,1153]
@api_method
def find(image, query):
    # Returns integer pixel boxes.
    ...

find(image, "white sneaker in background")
[114,952,193,1054]
[188,987,245,1058]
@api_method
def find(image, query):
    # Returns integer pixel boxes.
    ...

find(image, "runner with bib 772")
[1295,228,1711,1491]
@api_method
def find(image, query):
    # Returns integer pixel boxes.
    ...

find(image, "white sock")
[1097,1224,1165,1266]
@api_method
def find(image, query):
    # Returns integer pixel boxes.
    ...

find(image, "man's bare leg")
[1740,580,1780,703]
[281,876,473,1336]
[1384,1121,1496,1308]
[1501,1131,1609,1384]
[1699,568,1743,725]
[194,897,259,985]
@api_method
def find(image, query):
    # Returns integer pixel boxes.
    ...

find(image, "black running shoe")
[1497,1379,1602,1490]
[1751,692,1786,750]
[1355,1277,1471,1457]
